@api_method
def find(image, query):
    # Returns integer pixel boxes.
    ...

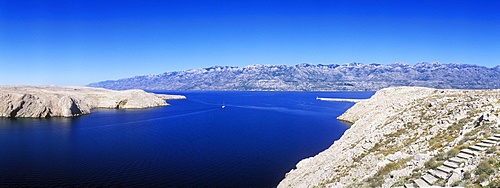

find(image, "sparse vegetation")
[459,134,475,145]
[411,168,423,179]
[352,152,369,163]
[486,146,497,154]
[391,181,404,187]
[463,171,471,180]
[467,158,499,184]
[365,158,410,187]
[424,157,442,170]
[434,148,460,162]
[452,180,462,186]
[486,180,500,188]
[476,173,489,184]
[281,87,500,187]
[475,158,496,175]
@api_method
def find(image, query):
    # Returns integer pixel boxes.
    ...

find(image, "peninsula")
[280,87,500,187]
[0,85,185,118]
[316,97,364,103]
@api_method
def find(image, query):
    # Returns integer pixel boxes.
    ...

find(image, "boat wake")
[227,104,329,116]
[85,107,220,129]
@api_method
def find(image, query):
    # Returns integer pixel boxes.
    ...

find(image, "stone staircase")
[408,134,500,187]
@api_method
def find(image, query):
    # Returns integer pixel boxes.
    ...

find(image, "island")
[280,86,500,187]
[0,85,186,118]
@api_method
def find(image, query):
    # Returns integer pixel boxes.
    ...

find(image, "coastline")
[279,86,500,187]
[0,85,186,118]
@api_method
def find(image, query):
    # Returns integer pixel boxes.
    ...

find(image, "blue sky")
[0,0,499,86]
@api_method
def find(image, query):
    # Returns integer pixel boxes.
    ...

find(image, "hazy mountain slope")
[87,62,500,91]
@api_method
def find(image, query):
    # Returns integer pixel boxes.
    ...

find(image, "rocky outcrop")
[0,85,185,118]
[279,87,500,187]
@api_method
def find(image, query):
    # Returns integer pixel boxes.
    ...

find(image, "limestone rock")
[0,85,185,118]
[279,86,500,187]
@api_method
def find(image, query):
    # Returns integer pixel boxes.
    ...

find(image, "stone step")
[494,134,500,137]
[414,178,430,187]
[457,152,474,159]
[443,161,460,168]
[461,149,478,156]
[437,165,454,173]
[482,139,498,144]
[429,169,449,179]
[488,136,500,141]
[469,145,487,151]
[404,183,415,188]
[449,157,466,163]
[422,174,438,184]
[476,142,494,147]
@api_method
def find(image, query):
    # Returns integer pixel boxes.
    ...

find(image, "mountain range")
[87,62,500,91]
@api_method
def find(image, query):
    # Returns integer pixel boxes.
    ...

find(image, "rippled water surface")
[0,91,374,187]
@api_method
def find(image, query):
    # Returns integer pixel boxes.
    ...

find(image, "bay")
[0,91,374,187]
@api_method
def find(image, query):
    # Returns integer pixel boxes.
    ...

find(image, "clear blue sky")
[0,0,499,86]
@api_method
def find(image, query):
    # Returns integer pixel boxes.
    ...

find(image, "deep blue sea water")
[0,91,374,187]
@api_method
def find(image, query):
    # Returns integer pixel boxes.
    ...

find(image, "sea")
[0,91,374,187]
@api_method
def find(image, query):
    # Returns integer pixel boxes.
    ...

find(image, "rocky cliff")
[279,87,500,187]
[0,85,185,118]
[87,62,500,91]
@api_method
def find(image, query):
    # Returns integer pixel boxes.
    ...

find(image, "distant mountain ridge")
[87,62,500,91]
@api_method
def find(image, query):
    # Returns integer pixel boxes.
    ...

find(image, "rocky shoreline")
[279,86,500,187]
[0,85,185,118]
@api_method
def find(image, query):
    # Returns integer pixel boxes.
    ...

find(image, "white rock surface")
[279,86,500,187]
[0,85,185,118]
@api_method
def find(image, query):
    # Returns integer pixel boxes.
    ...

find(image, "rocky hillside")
[0,85,185,118]
[279,87,500,187]
[87,62,500,91]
